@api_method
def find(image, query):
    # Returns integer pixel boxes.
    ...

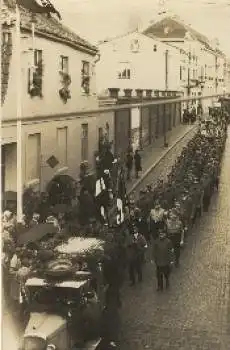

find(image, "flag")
[116,170,127,225]
[16,0,61,20]
[40,0,61,19]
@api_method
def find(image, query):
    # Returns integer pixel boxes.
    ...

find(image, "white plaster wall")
[96,32,183,96]
[2,30,99,120]
[4,143,17,192]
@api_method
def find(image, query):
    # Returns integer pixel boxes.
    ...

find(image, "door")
[114,109,131,159]
[149,105,158,141]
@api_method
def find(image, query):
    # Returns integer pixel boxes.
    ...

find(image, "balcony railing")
[107,88,182,100]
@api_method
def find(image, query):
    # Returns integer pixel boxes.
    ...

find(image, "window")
[34,49,42,67]
[81,61,90,94]
[118,62,131,79]
[60,56,69,74]
[153,44,157,52]
[2,32,11,45]
[57,127,68,166]
[26,133,41,181]
[98,127,103,142]
[28,50,43,97]
[81,124,88,161]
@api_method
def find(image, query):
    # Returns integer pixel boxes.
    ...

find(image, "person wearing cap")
[126,150,133,180]
[134,207,150,243]
[134,149,142,179]
[9,247,23,310]
[152,231,173,291]
[149,201,165,240]
[127,230,147,286]
[29,212,40,227]
[166,210,183,267]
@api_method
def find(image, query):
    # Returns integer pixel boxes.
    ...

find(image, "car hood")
[24,312,67,340]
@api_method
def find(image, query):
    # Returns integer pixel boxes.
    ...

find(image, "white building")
[143,16,227,111]
[1,1,112,199]
[96,31,185,99]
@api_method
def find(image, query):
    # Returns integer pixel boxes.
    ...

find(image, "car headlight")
[47,345,56,350]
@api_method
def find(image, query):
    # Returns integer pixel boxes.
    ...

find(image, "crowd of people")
[117,106,228,291]
[1,104,229,348]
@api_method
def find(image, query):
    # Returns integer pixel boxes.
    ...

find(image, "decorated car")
[19,237,108,350]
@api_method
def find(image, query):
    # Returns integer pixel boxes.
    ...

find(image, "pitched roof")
[143,16,213,51]
[3,0,97,55]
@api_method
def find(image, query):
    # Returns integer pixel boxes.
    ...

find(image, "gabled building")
[1,0,111,199]
[96,31,186,100]
[143,16,227,111]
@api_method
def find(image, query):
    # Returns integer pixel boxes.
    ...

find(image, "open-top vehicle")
[19,237,108,350]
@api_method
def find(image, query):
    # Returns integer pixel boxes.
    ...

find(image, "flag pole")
[30,13,35,87]
[16,4,23,222]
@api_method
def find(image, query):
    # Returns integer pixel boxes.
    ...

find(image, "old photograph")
[1,0,230,349]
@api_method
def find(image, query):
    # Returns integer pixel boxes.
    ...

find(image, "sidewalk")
[126,123,197,195]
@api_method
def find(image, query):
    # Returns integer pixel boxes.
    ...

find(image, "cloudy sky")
[52,0,230,56]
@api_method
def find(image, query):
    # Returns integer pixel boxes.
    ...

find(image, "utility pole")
[16,4,23,222]
[165,49,169,91]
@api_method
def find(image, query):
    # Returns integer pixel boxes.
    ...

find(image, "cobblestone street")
[118,129,230,349]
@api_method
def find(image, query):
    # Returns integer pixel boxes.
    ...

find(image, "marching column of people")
[120,108,228,291]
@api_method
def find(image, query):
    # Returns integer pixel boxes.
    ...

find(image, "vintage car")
[19,237,108,350]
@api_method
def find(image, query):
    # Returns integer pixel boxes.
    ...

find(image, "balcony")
[108,88,120,98]
[145,89,152,98]
[123,89,132,98]
[135,89,144,98]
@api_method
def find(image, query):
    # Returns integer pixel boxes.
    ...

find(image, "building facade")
[96,31,186,99]
[143,16,227,112]
[1,1,111,196]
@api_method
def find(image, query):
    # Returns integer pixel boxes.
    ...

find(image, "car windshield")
[27,286,81,311]
[23,336,46,350]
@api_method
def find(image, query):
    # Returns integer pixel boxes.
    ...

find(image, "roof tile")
[4,0,97,54]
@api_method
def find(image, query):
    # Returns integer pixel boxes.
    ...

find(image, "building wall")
[95,111,115,149]
[1,24,103,193]
[3,143,17,192]
[2,30,99,121]
[96,32,184,97]
[2,114,99,192]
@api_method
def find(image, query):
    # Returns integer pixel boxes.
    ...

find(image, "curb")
[127,124,198,195]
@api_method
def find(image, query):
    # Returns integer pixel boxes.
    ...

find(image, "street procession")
[1,1,230,350]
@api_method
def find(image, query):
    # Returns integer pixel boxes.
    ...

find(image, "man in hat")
[127,229,147,286]
[134,149,142,179]
[126,150,133,180]
[166,209,183,267]
[152,231,173,291]
[134,207,150,243]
